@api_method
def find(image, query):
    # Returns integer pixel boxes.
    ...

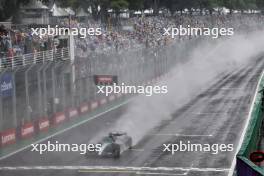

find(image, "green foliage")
[110,0,129,11]
[0,0,30,21]
[127,0,144,10]
[1,0,264,21]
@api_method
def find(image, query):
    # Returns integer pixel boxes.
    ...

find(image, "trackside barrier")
[67,108,79,120]
[35,118,50,132]
[19,122,34,139]
[52,112,67,126]
[236,72,264,175]
[79,103,89,114]
[91,101,99,110]
[0,35,179,148]
[0,128,16,147]
[100,98,107,105]
[0,71,164,148]
[0,94,122,147]
[0,72,163,148]
[109,95,115,101]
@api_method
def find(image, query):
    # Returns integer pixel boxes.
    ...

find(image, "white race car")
[98,132,132,158]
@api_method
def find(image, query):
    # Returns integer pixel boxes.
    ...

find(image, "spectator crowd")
[75,14,264,58]
[1,13,264,63]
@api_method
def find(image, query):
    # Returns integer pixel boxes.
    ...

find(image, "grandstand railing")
[0,47,69,70]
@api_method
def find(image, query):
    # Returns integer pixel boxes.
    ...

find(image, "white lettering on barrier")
[91,102,98,109]
[39,120,49,130]
[98,77,112,82]
[69,109,78,118]
[22,125,34,137]
[100,99,107,105]
[80,105,88,113]
[56,114,66,124]
[2,133,16,144]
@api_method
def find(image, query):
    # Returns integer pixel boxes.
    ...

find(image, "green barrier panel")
[236,73,264,176]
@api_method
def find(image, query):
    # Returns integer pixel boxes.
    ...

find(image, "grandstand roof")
[76,8,89,17]
[50,4,69,17]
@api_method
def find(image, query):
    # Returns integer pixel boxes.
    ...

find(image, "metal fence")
[0,42,179,145]
[0,48,69,70]
[0,48,70,132]
[74,45,171,108]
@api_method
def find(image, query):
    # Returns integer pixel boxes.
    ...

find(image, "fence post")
[43,51,45,63]
[51,66,56,113]
[11,57,15,69]
[25,65,34,122]
[37,65,46,117]
[22,55,26,67]
[0,70,7,131]
[12,69,18,128]
[61,73,66,109]
[0,58,2,72]
[51,49,54,61]
[33,52,37,64]
[42,63,51,117]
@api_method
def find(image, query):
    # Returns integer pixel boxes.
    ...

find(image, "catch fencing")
[0,43,175,147]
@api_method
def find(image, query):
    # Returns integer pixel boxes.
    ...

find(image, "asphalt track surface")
[0,56,264,176]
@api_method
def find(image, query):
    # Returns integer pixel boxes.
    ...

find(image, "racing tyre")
[127,138,132,149]
[112,144,120,158]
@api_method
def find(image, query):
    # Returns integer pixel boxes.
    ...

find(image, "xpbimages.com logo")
[163,25,234,39]
[97,83,168,97]
[31,25,102,38]
[31,141,102,155]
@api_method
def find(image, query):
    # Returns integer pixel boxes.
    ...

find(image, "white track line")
[210,88,244,90]
[130,148,145,152]
[135,171,187,175]
[228,70,264,176]
[151,133,213,137]
[79,170,187,175]
[0,98,133,161]
[0,166,230,172]
[189,112,228,115]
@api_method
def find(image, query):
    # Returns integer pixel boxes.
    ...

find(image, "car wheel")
[113,144,120,158]
[128,138,132,149]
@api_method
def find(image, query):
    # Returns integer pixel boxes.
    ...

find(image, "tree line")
[1,0,264,22]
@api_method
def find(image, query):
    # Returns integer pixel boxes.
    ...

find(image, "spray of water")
[91,29,264,145]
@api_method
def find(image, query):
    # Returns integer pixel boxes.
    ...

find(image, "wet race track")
[0,56,264,176]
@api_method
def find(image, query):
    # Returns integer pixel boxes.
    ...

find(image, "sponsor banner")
[21,123,34,139]
[109,95,115,101]
[91,101,98,110]
[100,98,107,105]
[53,112,66,125]
[37,118,50,132]
[0,128,16,146]
[68,108,79,119]
[94,75,118,85]
[0,73,13,98]
[79,103,89,114]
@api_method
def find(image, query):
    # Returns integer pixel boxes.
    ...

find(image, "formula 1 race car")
[98,132,132,158]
